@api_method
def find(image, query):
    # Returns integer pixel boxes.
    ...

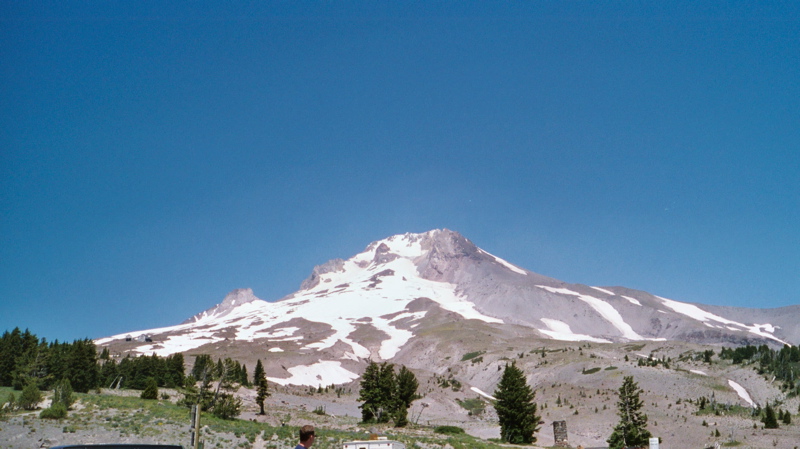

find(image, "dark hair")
[299,425,315,443]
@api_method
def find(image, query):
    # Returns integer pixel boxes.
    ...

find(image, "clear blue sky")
[2,2,798,343]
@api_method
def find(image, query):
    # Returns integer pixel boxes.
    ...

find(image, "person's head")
[299,425,315,447]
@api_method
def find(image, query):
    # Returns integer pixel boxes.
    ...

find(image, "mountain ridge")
[97,229,796,388]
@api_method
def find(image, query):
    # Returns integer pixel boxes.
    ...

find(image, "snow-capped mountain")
[96,229,798,386]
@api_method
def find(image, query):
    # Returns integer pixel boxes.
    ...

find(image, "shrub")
[461,351,484,362]
[18,383,42,410]
[53,379,75,409]
[2,392,16,412]
[434,425,465,435]
[212,393,242,420]
[40,403,68,419]
[457,398,486,416]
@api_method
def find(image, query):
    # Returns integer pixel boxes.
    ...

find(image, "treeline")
[0,328,98,393]
[99,348,185,390]
[720,344,800,395]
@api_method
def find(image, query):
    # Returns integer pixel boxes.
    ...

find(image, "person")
[295,425,315,449]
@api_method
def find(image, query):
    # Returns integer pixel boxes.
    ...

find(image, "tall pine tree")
[393,366,418,427]
[493,362,540,444]
[607,376,652,449]
[254,359,269,415]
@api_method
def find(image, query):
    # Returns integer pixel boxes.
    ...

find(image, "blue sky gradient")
[1,2,798,342]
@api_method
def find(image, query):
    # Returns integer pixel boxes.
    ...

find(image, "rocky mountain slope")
[91,229,800,447]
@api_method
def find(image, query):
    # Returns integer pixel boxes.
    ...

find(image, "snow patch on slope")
[591,286,615,296]
[728,380,755,407]
[657,296,789,345]
[539,318,611,343]
[537,286,645,340]
[479,249,527,275]
[471,387,496,401]
[268,361,359,386]
[622,296,642,306]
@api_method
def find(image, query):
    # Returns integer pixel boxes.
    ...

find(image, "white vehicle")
[342,437,405,449]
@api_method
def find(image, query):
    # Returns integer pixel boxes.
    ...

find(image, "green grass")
[456,397,487,416]
[624,343,646,352]
[461,351,485,362]
[695,404,755,418]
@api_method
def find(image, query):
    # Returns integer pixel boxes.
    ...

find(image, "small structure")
[343,437,405,449]
[553,420,568,447]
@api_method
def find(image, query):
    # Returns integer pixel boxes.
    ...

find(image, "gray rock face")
[182,288,261,323]
[299,258,346,291]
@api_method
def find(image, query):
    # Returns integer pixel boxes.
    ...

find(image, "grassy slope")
[0,387,516,449]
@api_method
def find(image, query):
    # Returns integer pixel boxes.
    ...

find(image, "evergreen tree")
[0,328,25,386]
[358,361,381,423]
[216,358,224,379]
[65,339,99,393]
[141,377,159,400]
[493,362,540,444]
[253,359,265,385]
[13,338,49,390]
[393,366,418,427]
[607,376,652,449]
[783,409,792,425]
[165,353,185,388]
[359,361,396,423]
[254,359,269,415]
[763,403,779,429]
[240,363,250,387]
[192,354,214,381]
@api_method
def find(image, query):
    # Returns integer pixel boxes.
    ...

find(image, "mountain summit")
[96,229,798,386]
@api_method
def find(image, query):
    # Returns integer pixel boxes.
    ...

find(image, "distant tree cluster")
[180,354,247,419]
[0,328,99,393]
[756,402,792,429]
[100,350,185,390]
[190,354,250,387]
[358,361,419,427]
[720,344,800,396]
[637,354,670,369]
